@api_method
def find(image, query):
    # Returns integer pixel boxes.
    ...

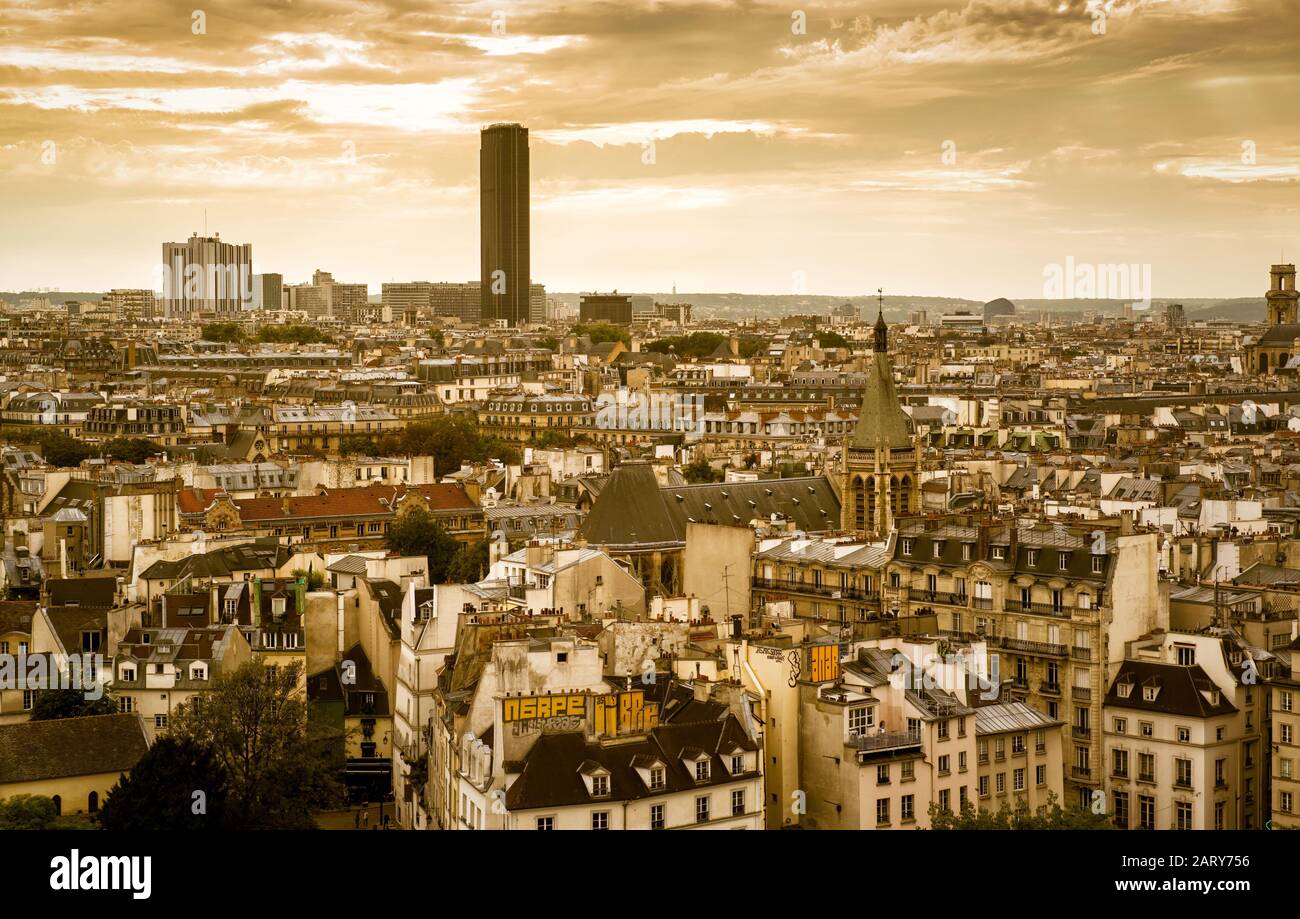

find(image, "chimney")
[1120,509,1134,536]
[977,522,990,559]
[1007,520,1018,563]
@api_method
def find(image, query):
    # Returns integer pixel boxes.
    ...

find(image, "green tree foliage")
[201,322,245,343]
[535,335,559,351]
[385,510,461,583]
[570,323,630,346]
[257,325,333,345]
[0,794,58,829]
[167,660,344,829]
[30,688,118,721]
[101,437,162,464]
[814,330,850,349]
[333,415,520,472]
[99,736,228,830]
[533,428,574,449]
[683,457,723,483]
[928,793,1113,830]
[645,332,767,359]
[445,538,489,584]
[293,567,326,591]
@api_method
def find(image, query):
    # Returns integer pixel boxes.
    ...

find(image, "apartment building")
[886,517,1164,807]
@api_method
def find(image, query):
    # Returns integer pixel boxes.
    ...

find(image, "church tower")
[1267,264,1298,326]
[840,293,920,536]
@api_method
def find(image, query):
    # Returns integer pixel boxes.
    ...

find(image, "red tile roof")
[235,482,476,522]
[178,487,222,515]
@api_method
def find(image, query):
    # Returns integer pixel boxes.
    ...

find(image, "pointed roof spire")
[873,288,888,353]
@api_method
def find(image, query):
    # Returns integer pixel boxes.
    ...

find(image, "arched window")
[88,791,99,813]
[51,795,61,816]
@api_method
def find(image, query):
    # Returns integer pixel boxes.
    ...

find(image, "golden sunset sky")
[1,0,1297,299]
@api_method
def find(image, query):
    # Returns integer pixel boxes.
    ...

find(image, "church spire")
[873,287,887,352]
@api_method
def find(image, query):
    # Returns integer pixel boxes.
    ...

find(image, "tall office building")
[480,123,530,326]
[161,233,253,318]
[251,273,283,310]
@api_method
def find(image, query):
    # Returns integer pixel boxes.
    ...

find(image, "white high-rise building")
[161,233,253,318]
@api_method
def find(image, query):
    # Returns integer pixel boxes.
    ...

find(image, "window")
[1092,555,1103,574]
[876,798,890,826]
[1282,691,1294,713]
[1112,749,1129,778]
[1175,801,1192,830]
[591,774,609,797]
[996,773,1005,793]
[877,764,890,785]
[1140,721,1153,738]
[650,804,665,830]
[1177,726,1190,743]
[1175,758,1192,788]
[695,759,710,782]
[591,811,609,830]
[1138,753,1155,783]
[1113,717,1127,734]
[901,794,915,822]
[901,761,914,781]
[958,751,967,772]
[1283,723,1294,744]
[1036,765,1046,786]
[1215,801,1225,830]
[1175,644,1195,666]
[650,766,666,790]
[938,789,950,813]
[695,795,710,823]
[848,706,874,736]
[938,719,949,740]
[978,775,989,797]
[81,631,101,653]
[1012,734,1026,754]
[1113,791,1129,829]
[1283,792,1294,815]
[731,754,745,774]
[22,690,34,711]
[536,815,554,830]
[731,789,746,816]
[902,539,914,556]
[1139,795,1155,830]
[154,714,167,729]
[117,696,134,713]
[938,755,950,775]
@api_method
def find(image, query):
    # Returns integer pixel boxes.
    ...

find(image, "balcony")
[1071,766,1092,779]
[852,730,923,756]
[1072,726,1092,739]
[908,589,968,606]
[1072,686,1092,701]
[1040,681,1062,695]
[752,577,877,603]
[1071,646,1093,661]
[1003,600,1077,619]
[1001,637,1067,657]
[972,597,995,611]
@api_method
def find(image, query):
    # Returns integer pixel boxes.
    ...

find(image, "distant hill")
[0,291,104,305]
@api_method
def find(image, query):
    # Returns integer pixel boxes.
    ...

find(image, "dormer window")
[272,597,286,619]
[1027,550,1038,566]
[992,547,1005,560]
[933,542,942,559]
[902,539,914,556]
[1058,552,1070,571]
[962,543,972,561]
[650,766,666,790]
[1142,685,1159,702]
[731,754,745,775]
[592,774,609,797]
[1117,681,1134,699]
[695,759,710,782]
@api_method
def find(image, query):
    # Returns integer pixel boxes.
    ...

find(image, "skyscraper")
[160,232,253,318]
[480,123,530,326]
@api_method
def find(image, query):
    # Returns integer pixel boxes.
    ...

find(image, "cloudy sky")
[1,0,1297,299]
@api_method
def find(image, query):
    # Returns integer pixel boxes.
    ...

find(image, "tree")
[257,325,333,345]
[445,538,489,584]
[167,660,344,829]
[533,428,573,449]
[928,793,1112,830]
[201,323,245,343]
[100,437,162,464]
[293,567,326,591]
[0,795,58,830]
[683,457,723,484]
[30,688,117,721]
[385,509,461,583]
[570,323,630,346]
[814,330,850,349]
[99,736,228,830]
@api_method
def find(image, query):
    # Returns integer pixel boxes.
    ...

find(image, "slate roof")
[578,462,839,548]
[504,713,757,810]
[1104,660,1237,718]
[0,714,149,785]
[46,577,116,609]
[851,346,913,451]
[139,541,290,582]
